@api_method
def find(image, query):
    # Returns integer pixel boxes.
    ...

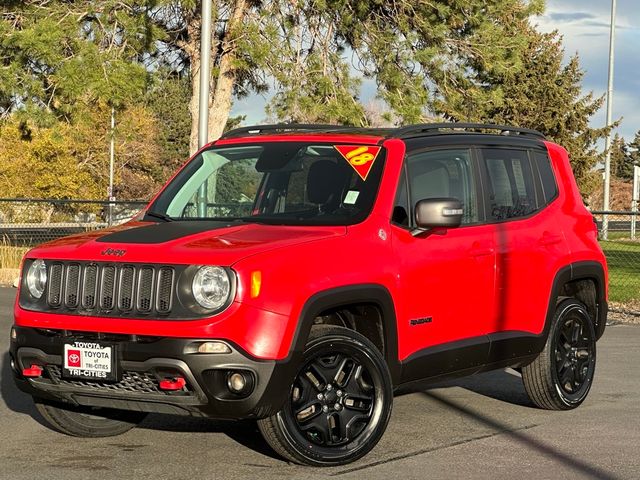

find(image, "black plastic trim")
[393,123,545,140]
[10,326,296,419]
[290,284,401,384]
[400,336,490,384]
[571,261,608,340]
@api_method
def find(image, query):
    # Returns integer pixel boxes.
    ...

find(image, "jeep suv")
[10,123,607,466]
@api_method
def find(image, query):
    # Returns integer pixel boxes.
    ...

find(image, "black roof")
[219,122,546,141]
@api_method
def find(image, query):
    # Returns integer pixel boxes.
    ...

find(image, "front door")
[391,147,496,364]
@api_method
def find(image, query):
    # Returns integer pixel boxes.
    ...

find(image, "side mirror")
[414,198,463,234]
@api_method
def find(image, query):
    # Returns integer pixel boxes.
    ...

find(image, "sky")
[538,0,639,141]
[231,1,639,141]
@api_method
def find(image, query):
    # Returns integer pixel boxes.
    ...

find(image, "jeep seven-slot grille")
[46,262,175,316]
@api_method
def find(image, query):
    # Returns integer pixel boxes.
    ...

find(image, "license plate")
[62,341,117,381]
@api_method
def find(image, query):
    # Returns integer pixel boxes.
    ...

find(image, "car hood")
[26,220,347,265]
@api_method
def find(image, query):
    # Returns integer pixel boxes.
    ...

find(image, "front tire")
[34,398,147,437]
[522,298,597,410]
[258,326,393,466]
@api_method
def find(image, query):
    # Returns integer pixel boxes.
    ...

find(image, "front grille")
[46,365,192,395]
[45,262,176,316]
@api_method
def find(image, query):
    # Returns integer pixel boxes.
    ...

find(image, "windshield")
[147,142,386,226]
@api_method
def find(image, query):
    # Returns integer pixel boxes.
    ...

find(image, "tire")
[522,298,597,410]
[34,398,147,437]
[258,325,393,466]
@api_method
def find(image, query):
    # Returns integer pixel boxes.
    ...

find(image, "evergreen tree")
[444,24,609,196]
[609,134,634,181]
[628,131,640,176]
[146,73,192,172]
[0,1,150,123]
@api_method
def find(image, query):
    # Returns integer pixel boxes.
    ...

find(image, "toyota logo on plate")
[69,353,80,364]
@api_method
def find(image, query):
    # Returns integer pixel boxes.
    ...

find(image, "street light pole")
[197,0,212,218]
[602,0,617,240]
[108,106,115,226]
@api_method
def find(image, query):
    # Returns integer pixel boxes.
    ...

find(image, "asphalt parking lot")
[1,286,639,480]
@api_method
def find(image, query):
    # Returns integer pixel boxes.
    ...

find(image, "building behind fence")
[1,198,638,314]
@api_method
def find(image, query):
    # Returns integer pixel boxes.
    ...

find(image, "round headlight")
[192,266,231,310]
[26,259,47,299]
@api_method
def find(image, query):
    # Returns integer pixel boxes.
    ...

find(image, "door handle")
[539,232,563,247]
[470,243,495,257]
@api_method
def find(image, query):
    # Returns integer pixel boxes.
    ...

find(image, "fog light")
[10,326,17,341]
[227,372,247,393]
[197,342,231,354]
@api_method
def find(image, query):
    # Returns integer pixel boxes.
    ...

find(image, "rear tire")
[522,299,596,410]
[258,325,393,466]
[34,397,147,437]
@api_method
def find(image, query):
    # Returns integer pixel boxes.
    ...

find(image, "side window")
[481,148,537,221]
[534,151,558,203]
[406,149,478,225]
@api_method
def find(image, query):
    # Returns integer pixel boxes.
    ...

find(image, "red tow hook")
[159,377,186,391]
[22,365,43,378]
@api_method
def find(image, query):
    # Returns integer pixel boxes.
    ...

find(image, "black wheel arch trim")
[285,263,606,389]
[548,261,608,341]
[288,284,401,384]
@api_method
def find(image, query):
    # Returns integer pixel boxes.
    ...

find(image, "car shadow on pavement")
[138,414,281,460]
[422,390,619,480]
[0,350,39,417]
[433,368,533,408]
[396,369,533,408]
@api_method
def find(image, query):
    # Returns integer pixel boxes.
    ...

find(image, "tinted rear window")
[534,151,558,203]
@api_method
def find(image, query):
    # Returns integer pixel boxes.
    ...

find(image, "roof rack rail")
[219,123,355,139]
[391,123,545,140]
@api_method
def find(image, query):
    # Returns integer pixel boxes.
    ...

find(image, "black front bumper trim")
[10,326,299,419]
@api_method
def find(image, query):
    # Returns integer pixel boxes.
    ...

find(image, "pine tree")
[0,1,150,122]
[609,134,634,181]
[629,131,640,176]
[443,24,609,197]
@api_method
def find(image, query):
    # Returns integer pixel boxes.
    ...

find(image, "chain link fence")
[0,199,146,284]
[1,199,639,314]
[0,198,147,245]
[592,211,640,315]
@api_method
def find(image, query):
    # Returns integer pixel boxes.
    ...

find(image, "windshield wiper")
[145,210,174,222]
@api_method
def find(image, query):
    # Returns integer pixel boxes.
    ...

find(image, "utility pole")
[108,106,115,226]
[602,0,617,240]
[197,0,212,218]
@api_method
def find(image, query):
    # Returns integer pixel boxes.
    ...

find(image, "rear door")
[478,146,569,340]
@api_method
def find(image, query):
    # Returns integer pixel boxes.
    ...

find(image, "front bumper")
[10,326,299,419]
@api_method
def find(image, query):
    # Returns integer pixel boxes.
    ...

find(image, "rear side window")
[534,151,558,203]
[481,148,538,221]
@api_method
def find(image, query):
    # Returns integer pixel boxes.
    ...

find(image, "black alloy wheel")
[553,311,595,399]
[288,348,377,447]
[258,325,393,466]
[522,298,597,410]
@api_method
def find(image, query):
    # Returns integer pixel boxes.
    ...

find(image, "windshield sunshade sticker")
[334,145,381,181]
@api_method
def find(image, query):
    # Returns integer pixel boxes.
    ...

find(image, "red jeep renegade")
[11,123,607,466]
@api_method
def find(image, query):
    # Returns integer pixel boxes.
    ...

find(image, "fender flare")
[543,261,607,344]
[287,284,401,384]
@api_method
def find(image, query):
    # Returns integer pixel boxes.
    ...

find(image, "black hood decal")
[96,221,240,244]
